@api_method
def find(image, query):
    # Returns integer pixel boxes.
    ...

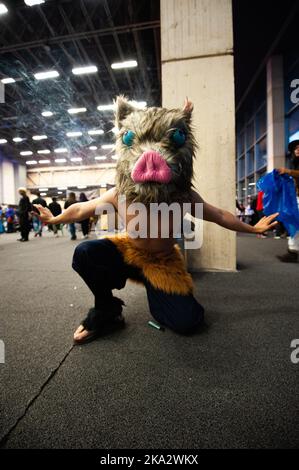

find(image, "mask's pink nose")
[131,151,172,184]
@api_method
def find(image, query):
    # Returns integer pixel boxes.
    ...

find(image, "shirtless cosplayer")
[34,97,278,343]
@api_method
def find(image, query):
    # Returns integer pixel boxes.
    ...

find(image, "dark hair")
[68,192,76,201]
[52,197,57,202]
[79,192,88,202]
[291,156,299,170]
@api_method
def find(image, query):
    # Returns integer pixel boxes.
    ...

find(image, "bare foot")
[73,325,95,344]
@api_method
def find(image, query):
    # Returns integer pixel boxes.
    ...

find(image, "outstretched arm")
[190,190,278,234]
[33,188,117,225]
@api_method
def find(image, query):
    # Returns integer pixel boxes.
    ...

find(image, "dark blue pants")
[72,239,204,334]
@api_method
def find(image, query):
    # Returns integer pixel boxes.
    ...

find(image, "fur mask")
[114,96,196,205]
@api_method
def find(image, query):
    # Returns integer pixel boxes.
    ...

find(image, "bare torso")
[115,193,186,254]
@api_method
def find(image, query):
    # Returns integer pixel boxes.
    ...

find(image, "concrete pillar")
[161,0,236,271]
[267,55,285,171]
[1,159,16,205]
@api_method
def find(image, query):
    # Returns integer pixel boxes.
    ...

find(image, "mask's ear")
[183,97,194,121]
[115,96,136,128]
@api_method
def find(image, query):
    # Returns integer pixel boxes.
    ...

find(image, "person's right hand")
[32,204,55,224]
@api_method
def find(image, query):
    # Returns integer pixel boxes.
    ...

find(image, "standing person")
[49,197,62,237]
[17,187,32,242]
[0,206,4,234]
[277,140,299,262]
[32,192,47,237]
[5,205,15,233]
[64,192,77,240]
[79,193,90,239]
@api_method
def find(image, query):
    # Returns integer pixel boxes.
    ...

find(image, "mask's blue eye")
[122,130,135,147]
[171,128,186,147]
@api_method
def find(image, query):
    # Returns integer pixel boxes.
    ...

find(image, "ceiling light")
[66,131,82,137]
[71,157,82,162]
[57,192,63,195]
[34,70,59,80]
[37,149,50,154]
[32,135,47,140]
[0,3,8,15]
[40,193,47,196]
[54,148,68,153]
[55,158,67,163]
[131,100,147,108]
[1,77,15,84]
[39,160,50,164]
[95,156,107,160]
[26,160,37,165]
[42,111,53,117]
[111,155,119,160]
[39,188,48,191]
[88,129,104,135]
[72,65,98,75]
[20,151,33,156]
[13,137,25,142]
[97,104,115,111]
[68,107,87,115]
[89,146,97,150]
[101,144,115,149]
[0,139,8,144]
[111,60,138,70]
[24,0,45,6]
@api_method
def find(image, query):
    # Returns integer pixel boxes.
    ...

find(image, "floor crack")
[0,344,74,448]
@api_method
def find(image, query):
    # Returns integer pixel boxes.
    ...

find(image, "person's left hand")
[253,212,279,233]
[277,167,290,175]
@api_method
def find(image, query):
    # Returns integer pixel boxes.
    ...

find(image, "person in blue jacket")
[277,140,299,262]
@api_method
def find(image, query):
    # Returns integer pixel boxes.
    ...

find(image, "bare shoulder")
[190,189,205,204]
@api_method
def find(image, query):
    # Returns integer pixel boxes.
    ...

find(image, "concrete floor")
[0,230,298,449]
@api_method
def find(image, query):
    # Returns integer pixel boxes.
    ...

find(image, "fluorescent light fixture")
[97,104,115,111]
[57,191,63,194]
[101,144,115,149]
[66,131,82,137]
[39,160,50,164]
[1,77,15,84]
[111,60,138,70]
[68,107,87,115]
[72,65,98,75]
[77,186,87,189]
[70,157,82,162]
[248,183,256,186]
[58,186,67,190]
[13,137,25,142]
[111,155,119,160]
[20,151,33,156]
[24,0,45,6]
[39,188,48,191]
[95,156,107,160]
[0,139,8,144]
[55,158,67,163]
[37,149,50,154]
[0,3,8,15]
[132,100,147,108]
[34,70,59,80]
[89,146,97,150]
[54,148,68,153]
[32,135,47,140]
[40,193,47,196]
[26,160,37,165]
[42,111,53,117]
[88,129,104,135]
